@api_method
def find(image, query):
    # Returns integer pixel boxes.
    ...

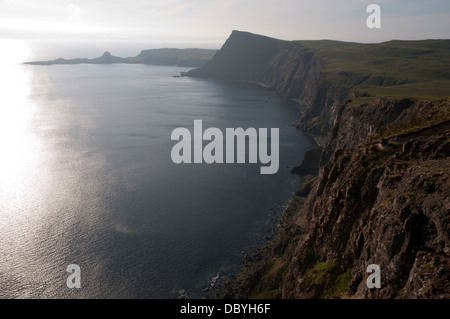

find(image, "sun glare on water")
[0,39,43,225]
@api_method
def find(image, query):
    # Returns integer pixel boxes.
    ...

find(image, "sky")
[0,0,449,48]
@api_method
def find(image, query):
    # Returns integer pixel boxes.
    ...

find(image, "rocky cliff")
[188,31,331,135]
[220,97,450,300]
[189,31,450,299]
[281,98,450,298]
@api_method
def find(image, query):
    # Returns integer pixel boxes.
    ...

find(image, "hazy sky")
[1,0,449,45]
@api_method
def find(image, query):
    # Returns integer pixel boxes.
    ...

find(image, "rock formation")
[189,31,450,299]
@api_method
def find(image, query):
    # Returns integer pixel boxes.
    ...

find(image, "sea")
[0,39,314,298]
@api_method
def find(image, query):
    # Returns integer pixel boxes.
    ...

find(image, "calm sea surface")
[0,59,314,298]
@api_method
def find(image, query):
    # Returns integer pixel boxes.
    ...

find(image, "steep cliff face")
[283,98,450,298]
[190,31,450,299]
[321,98,417,163]
[188,31,333,135]
[221,98,450,299]
[188,31,450,139]
[187,31,283,81]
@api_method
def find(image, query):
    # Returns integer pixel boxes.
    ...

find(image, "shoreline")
[210,123,323,299]
[212,181,312,299]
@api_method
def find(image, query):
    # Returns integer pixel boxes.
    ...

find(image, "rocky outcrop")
[218,98,450,300]
[196,31,450,299]
[283,99,450,299]
[187,31,332,135]
[291,146,323,175]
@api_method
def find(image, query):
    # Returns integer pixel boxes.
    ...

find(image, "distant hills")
[25,48,218,67]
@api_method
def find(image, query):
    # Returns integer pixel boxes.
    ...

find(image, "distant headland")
[25,48,218,67]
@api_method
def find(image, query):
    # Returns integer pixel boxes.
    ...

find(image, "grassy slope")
[294,39,450,102]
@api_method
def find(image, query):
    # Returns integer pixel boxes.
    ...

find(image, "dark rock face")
[219,98,450,300]
[291,146,323,175]
[188,31,282,81]
[196,31,450,299]
[283,100,450,298]
[188,31,324,107]
[188,31,347,138]
[321,98,416,163]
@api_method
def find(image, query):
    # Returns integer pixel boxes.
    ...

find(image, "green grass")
[329,268,352,297]
[360,143,403,170]
[293,39,450,100]
[263,257,289,278]
[309,116,329,131]
[301,259,352,298]
[248,257,289,299]
[375,99,450,140]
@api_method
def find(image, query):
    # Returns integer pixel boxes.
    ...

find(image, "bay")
[0,62,314,298]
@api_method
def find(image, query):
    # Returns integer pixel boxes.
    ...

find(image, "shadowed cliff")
[191,31,450,299]
[188,30,321,102]
[189,31,450,138]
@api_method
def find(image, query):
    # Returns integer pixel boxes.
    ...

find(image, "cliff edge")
[189,31,450,299]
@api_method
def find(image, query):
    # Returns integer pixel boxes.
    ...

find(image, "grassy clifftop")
[188,31,450,138]
[190,31,450,103]
[296,39,450,102]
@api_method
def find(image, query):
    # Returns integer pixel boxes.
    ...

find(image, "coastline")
[23,29,450,298]
[209,121,322,299]
[212,177,312,299]
[212,97,450,299]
